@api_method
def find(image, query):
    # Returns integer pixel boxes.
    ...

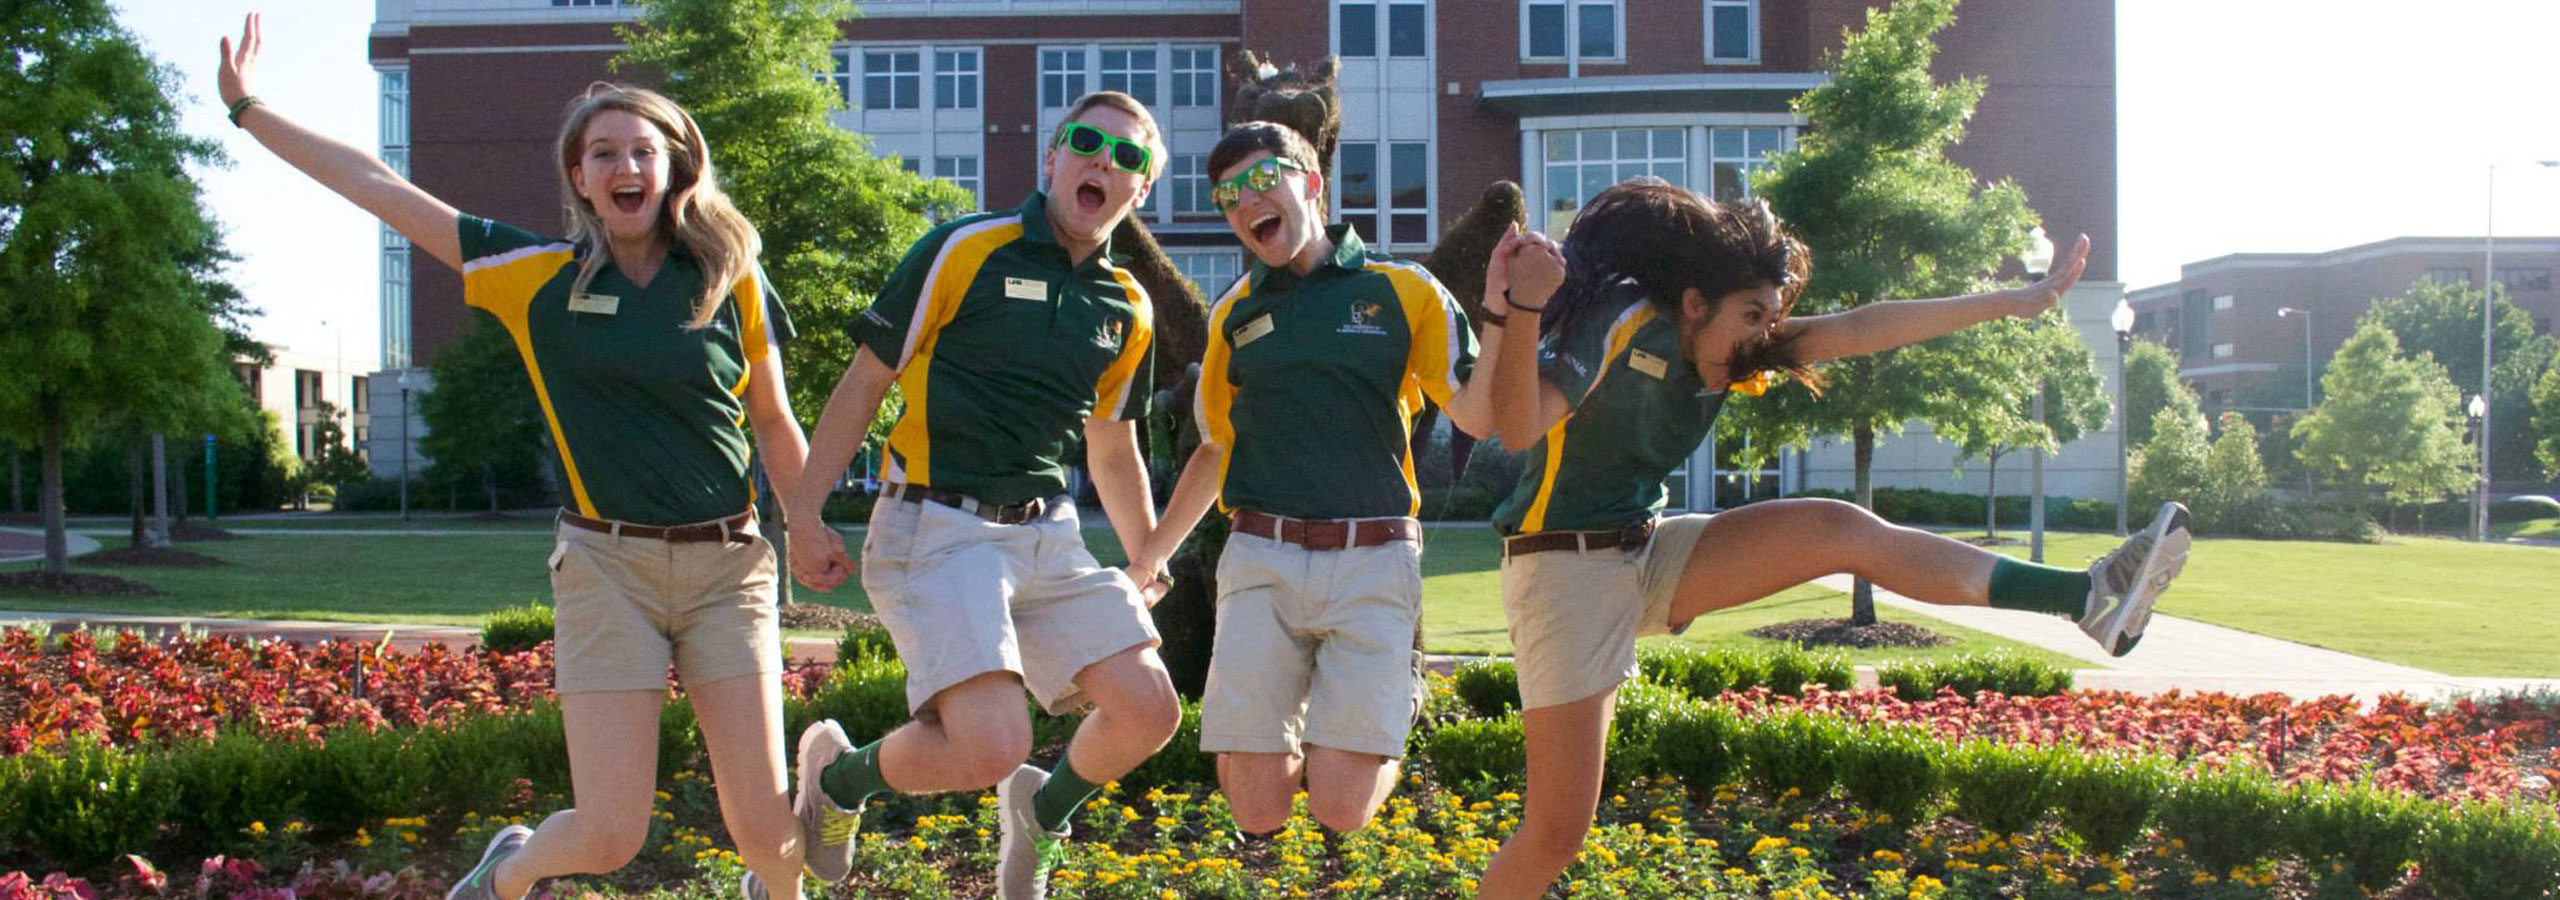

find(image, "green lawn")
[1985,531,2560,677]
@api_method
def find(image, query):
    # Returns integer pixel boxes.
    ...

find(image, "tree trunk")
[171,448,191,527]
[1851,421,1877,626]
[40,413,67,576]
[9,446,21,514]
[127,435,147,547]
[1985,450,2001,540]
[482,463,500,514]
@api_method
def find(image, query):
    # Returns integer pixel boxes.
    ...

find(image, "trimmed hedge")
[1875,652,2074,701]
[478,602,555,654]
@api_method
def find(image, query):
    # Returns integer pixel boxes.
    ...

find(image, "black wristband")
[1503,287,1547,314]
[227,95,262,128]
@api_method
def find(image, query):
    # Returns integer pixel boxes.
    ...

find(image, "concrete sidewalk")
[0,527,99,564]
[1817,574,2560,703]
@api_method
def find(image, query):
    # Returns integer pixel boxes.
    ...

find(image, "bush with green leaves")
[1451,659,1521,718]
[2288,781,2423,897]
[1650,702,1743,796]
[1115,700,1215,800]
[796,653,912,745]
[2156,764,2289,875]
[836,619,899,664]
[1,736,174,868]
[478,602,555,654]
[1421,714,1526,799]
[1835,724,1942,827]
[2417,799,2560,900]
[1636,644,1847,699]
[1761,643,1854,696]
[153,731,306,858]
[1602,679,1686,791]
[2052,751,2168,857]
[1943,740,2062,838]
[1735,710,1849,803]
[1874,652,2073,702]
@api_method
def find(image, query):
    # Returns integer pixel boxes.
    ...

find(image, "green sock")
[819,739,890,809]
[1986,557,2093,619]
[1031,756,1103,833]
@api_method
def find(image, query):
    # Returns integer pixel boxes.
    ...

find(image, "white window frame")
[1040,49,1087,109]
[1170,154,1212,214]
[1171,249,1243,297]
[1337,0,1379,58]
[2212,343,2236,359]
[1098,47,1160,107]
[933,49,981,111]
[1521,0,1625,62]
[1170,47,1219,108]
[1541,127,1689,232]
[2213,294,2236,311]
[1335,139,1434,249]
[863,49,921,111]
[1707,125,1785,200]
[933,155,982,206]
[1705,0,1760,64]
[378,67,411,370]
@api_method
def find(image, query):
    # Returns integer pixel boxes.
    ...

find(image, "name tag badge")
[1233,314,1276,348]
[1627,348,1670,379]
[567,292,620,315]
[1003,277,1049,301]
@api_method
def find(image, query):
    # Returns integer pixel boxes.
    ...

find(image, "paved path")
[0,527,99,564]
[1818,574,2560,703]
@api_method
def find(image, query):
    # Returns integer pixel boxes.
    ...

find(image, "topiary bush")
[1943,740,2063,839]
[2289,781,2423,897]
[2417,799,2560,900]
[1451,659,1521,719]
[478,602,555,654]
[1735,710,1848,804]
[1650,702,1743,797]
[1422,714,1526,799]
[1875,652,2074,702]
[1836,724,1943,828]
[2052,750,2169,857]
[2155,764,2289,876]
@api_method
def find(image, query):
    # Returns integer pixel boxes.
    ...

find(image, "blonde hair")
[1054,90,1168,181]
[555,83,761,330]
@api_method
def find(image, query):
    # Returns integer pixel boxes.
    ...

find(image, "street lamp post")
[2278,306,2315,499]
[398,370,414,521]
[2480,160,2560,542]
[2022,227,2054,563]
[2469,394,2489,540]
[2111,299,2136,536]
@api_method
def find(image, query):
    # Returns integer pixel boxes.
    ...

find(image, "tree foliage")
[418,318,550,513]
[2199,412,2270,534]
[615,0,972,429]
[2293,323,2471,507]
[2120,338,2199,449]
[2361,277,2557,481]
[2129,407,2208,528]
[2537,347,2560,479]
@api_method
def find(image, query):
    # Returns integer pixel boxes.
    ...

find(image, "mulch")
[170,521,243,541]
[1746,617,1954,649]
[0,570,159,597]
[77,546,227,568]
[779,602,875,632]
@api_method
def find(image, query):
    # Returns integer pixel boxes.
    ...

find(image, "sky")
[114,0,2560,370]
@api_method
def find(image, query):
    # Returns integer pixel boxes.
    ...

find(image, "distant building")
[230,346,374,466]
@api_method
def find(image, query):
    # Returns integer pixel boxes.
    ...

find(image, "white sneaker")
[994,764,1068,900]
[2079,502,2193,657]
[445,825,531,900]
[794,719,863,883]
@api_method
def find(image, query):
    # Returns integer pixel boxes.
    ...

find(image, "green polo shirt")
[456,215,794,526]
[1492,281,1724,535]
[850,192,1156,506]
[1196,225,1476,519]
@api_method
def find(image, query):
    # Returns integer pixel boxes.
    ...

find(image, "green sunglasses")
[1055,122,1154,175]
[1210,157,1311,212]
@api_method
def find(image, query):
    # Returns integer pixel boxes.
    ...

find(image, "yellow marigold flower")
[1790,847,1810,859]
[1160,890,1178,900]
[1122,807,1142,821]
[249,821,268,836]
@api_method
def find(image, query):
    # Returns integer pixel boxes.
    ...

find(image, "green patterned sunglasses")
[1055,122,1154,175]
[1210,157,1312,212]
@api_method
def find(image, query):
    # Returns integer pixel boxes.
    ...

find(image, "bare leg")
[1473,689,1614,900]
[692,672,804,900]
[878,671,1038,793]
[1301,745,1398,834]
[1063,644,1183,781]
[1218,751,1303,835]
[492,690,664,900]
[1669,498,2001,626]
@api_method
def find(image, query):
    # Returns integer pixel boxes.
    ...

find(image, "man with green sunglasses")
[787,91,1181,900]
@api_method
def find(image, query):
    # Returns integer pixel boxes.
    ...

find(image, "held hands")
[217,13,261,109]
[2015,233,2092,317]
[1124,542,1175,608]
[1487,226,1568,318]
[786,518,855,592]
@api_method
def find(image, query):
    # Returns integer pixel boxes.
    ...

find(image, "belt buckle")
[1303,519,1350,551]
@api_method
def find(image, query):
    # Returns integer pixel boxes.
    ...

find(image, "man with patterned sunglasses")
[785,91,1182,900]
[1124,120,1515,837]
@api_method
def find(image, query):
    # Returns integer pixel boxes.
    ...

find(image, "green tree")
[2121,338,2200,449]
[615,0,971,428]
[2199,412,2270,534]
[0,1,251,574]
[2129,407,2208,525]
[2538,347,2560,478]
[2361,277,2559,481]
[419,319,550,513]
[1940,318,2111,539]
[305,401,373,503]
[1724,0,2074,623]
[2293,323,2472,509]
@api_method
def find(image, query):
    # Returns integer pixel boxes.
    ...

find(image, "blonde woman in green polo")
[219,16,826,900]
[1125,121,1512,836]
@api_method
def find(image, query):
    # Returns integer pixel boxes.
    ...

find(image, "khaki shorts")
[1200,528,1425,759]
[860,492,1160,716]
[1499,514,1713,710]
[547,517,782,695]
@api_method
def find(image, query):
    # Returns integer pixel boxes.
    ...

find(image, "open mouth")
[1249,213,1281,246]
[1075,183,1107,212]
[610,186,646,215]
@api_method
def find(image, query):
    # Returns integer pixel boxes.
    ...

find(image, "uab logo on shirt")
[1093,317,1126,350]
[1339,300,1388,336]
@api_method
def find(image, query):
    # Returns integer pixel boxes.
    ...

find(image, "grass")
[1984,531,2560,677]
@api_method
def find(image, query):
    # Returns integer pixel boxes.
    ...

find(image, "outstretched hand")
[217,13,261,108]
[2018,233,2091,316]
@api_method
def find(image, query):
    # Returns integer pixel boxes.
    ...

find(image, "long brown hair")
[1549,179,1821,392]
[554,83,760,330]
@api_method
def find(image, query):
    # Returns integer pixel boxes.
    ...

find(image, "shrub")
[836,619,899,664]
[1735,711,1848,804]
[801,655,913,745]
[1638,645,1847,698]
[2155,765,2288,875]
[1,737,174,868]
[2200,412,2272,534]
[1422,714,1526,799]
[478,602,555,654]
[2289,782,2422,897]
[299,724,433,837]
[1761,643,1853,696]
[1650,702,1743,796]
[1116,700,1216,800]
[821,491,878,524]
[2417,799,2560,900]
[1451,659,1520,719]
[1943,740,2062,838]
[1874,652,2074,702]
[1836,724,1942,827]
[153,731,306,858]
[1637,646,1734,701]
[2131,407,2211,524]
[1603,679,1685,792]
[2052,751,2168,857]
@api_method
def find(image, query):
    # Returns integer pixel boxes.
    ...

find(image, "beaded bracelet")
[227,95,262,127]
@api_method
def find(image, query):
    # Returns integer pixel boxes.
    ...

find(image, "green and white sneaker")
[995,764,1068,900]
[794,719,863,883]
[2079,501,2193,657]
[445,824,531,900]
[740,870,770,900]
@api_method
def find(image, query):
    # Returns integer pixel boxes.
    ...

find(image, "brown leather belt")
[888,483,1055,526]
[559,509,757,543]
[1501,519,1656,559]
[1230,509,1420,551]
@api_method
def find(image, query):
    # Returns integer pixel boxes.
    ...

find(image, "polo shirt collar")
[1246,223,1369,293]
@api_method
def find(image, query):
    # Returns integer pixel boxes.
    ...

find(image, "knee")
[1097,663,1182,747]
[1307,792,1380,835]
[1229,795,1292,836]
[942,712,1035,786]
[1800,497,1882,534]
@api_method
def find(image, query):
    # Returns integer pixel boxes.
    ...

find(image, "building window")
[864,50,920,110]
[1337,141,1431,246]
[1171,155,1212,214]
[829,50,855,105]
[1544,128,1684,233]
[1525,1,1619,59]
[2212,294,2235,311]
[551,0,621,6]
[1171,48,1218,108]
[1172,250,1243,296]
[934,50,980,110]
[2212,343,2235,359]
[378,68,410,369]
[2424,266,2472,287]
[1707,0,1757,62]
[1339,1,1378,57]
[1099,48,1158,106]
[2496,267,2552,293]
[1040,50,1086,109]
[2180,290,2212,359]
[934,156,981,205]
[1708,126,1781,201]
[1388,1,1428,57]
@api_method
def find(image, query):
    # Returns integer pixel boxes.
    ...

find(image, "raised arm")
[219,14,462,271]
[1786,233,2090,364]
[784,347,898,590]
[1489,230,1574,445]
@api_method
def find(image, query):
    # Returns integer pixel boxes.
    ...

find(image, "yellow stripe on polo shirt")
[462,241,604,518]
[1520,304,1657,533]
[1195,276,1251,515]
[883,216,1025,487]
[1371,260,1465,515]
[1093,261,1156,420]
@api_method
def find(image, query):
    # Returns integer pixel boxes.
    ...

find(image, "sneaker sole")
[796,720,855,883]
[2107,503,2193,657]
[446,825,531,900]
[994,764,1049,900]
